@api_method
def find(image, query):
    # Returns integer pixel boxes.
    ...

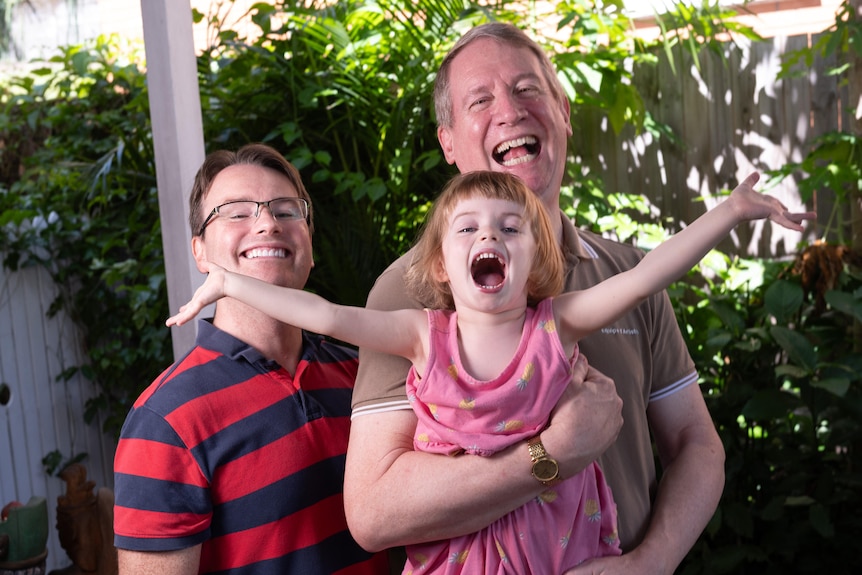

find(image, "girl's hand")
[166,263,228,327]
[730,172,816,231]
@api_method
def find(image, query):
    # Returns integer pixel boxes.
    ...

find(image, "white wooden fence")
[0,263,115,570]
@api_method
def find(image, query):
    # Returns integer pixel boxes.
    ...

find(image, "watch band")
[527,435,550,461]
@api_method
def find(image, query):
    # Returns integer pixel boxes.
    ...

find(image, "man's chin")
[241,265,311,288]
[503,169,552,198]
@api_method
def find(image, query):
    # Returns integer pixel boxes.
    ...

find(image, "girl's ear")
[431,255,448,283]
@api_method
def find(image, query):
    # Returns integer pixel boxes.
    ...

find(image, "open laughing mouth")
[472,252,506,290]
[493,136,539,167]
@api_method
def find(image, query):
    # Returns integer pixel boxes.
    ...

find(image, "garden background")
[1,0,860,572]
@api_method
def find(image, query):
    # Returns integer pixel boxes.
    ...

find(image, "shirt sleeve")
[113,404,211,551]
[645,286,698,403]
[351,254,418,416]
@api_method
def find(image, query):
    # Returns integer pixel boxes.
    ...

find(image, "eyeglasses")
[199,197,309,235]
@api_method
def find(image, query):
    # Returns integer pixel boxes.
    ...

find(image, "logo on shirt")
[600,327,641,336]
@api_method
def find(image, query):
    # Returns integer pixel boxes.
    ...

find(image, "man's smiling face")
[437,37,572,214]
[192,163,314,291]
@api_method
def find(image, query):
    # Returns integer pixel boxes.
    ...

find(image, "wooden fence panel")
[807,31,854,240]
[569,33,846,258]
[0,263,115,570]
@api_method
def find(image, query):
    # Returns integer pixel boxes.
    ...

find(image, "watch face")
[532,458,559,482]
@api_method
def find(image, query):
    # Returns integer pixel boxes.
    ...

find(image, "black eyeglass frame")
[198,197,309,236]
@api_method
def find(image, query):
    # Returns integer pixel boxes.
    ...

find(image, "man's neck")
[214,308,305,374]
[549,204,564,245]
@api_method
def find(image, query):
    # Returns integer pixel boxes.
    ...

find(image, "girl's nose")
[480,227,498,241]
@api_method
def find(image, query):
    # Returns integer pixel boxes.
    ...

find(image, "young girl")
[168,170,814,574]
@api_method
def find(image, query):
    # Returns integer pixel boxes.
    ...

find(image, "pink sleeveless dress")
[403,298,621,574]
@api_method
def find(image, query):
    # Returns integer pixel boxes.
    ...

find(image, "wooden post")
[139,0,206,359]
[850,0,862,350]
[851,1,862,252]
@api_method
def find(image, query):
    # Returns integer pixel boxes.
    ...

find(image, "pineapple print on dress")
[584,498,602,523]
[448,550,469,565]
[539,318,557,334]
[495,419,524,433]
[458,397,475,410]
[516,362,534,391]
[495,539,509,564]
[404,551,429,575]
[447,357,458,380]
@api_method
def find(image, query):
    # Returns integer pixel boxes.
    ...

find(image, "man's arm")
[567,384,725,575]
[344,356,623,552]
[118,546,201,575]
[636,384,725,571]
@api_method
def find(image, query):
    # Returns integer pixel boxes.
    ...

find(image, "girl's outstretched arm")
[166,264,425,361]
[555,173,816,343]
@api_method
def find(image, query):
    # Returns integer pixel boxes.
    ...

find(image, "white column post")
[140,0,206,359]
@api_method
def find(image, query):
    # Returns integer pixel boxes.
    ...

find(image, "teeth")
[494,136,537,155]
[245,248,286,259]
[501,154,534,166]
[472,252,506,289]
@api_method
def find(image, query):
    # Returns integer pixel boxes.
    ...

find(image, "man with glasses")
[113,144,387,575]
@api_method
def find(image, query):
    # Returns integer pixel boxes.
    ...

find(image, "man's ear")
[560,96,573,137]
[191,236,209,274]
[438,126,456,165]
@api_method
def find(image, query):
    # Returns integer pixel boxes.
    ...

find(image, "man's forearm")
[629,412,725,574]
[344,410,543,551]
[118,546,201,575]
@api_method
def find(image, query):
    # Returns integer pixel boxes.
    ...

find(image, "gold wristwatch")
[526,435,559,486]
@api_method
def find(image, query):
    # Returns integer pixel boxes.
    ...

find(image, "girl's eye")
[502,227,519,234]
[458,226,477,233]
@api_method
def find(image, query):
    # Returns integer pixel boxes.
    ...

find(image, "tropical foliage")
[673,247,862,573]
[0,35,165,434]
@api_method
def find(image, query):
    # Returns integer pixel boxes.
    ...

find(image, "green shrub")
[673,248,862,574]
[0,35,168,435]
